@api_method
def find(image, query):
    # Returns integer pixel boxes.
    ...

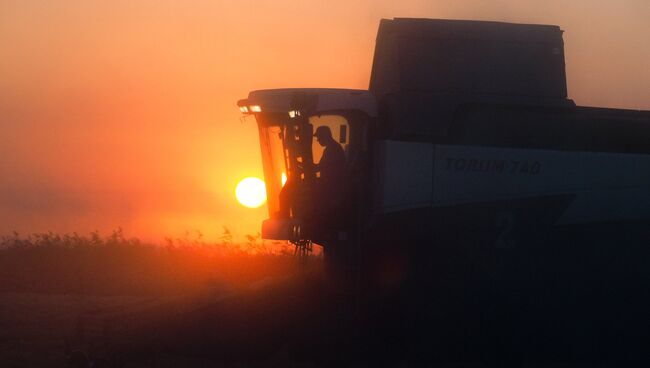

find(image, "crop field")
[0,230,330,367]
[2,230,647,367]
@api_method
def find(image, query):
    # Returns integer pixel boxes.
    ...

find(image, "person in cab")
[312,126,347,224]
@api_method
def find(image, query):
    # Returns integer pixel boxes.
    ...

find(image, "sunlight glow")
[235,177,267,208]
[281,172,287,186]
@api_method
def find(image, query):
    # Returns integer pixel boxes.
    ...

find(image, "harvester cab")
[238,89,377,243]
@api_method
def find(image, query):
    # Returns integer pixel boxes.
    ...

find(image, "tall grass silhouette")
[0,228,320,296]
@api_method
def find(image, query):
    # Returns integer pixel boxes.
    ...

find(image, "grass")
[0,229,326,366]
[0,229,321,296]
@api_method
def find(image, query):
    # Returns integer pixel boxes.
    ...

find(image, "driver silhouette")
[313,126,346,186]
[313,126,346,224]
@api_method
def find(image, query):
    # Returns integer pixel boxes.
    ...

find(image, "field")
[2,230,648,367]
[0,230,331,367]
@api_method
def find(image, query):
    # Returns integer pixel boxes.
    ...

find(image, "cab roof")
[238,88,378,117]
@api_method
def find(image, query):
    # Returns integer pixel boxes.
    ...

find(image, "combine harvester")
[238,19,649,359]
[238,16,649,362]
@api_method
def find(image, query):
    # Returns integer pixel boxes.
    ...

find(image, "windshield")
[258,125,287,216]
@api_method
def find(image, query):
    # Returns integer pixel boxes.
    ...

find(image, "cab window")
[309,115,350,165]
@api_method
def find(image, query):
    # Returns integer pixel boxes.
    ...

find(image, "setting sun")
[235,177,267,208]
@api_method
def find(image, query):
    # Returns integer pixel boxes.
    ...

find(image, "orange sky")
[1,0,649,242]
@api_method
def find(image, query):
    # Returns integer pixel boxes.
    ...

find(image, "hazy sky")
[1,0,649,241]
